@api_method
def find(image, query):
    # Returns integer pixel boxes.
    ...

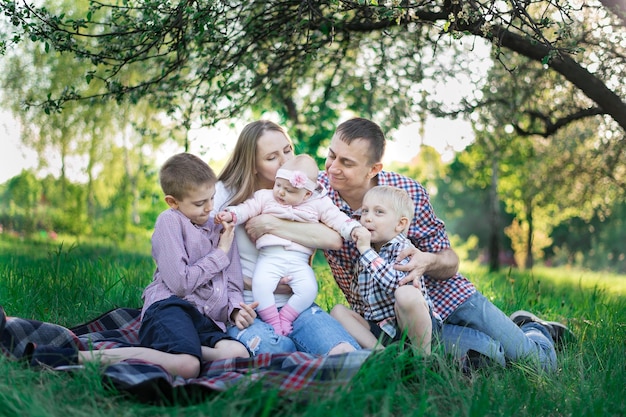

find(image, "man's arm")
[245,214,343,250]
[396,247,460,286]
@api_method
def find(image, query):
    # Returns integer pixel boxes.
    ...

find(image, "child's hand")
[352,226,371,253]
[216,218,236,252]
[232,301,259,330]
[214,211,233,224]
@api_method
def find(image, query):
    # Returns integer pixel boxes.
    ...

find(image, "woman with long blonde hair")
[214,120,360,355]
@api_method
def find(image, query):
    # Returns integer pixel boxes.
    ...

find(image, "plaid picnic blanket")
[0,306,371,402]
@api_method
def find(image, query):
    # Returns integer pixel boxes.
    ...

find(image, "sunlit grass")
[531,264,626,296]
[1,236,625,416]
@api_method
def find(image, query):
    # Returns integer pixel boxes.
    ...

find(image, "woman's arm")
[245,214,343,250]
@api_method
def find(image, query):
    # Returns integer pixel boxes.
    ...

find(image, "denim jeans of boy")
[444,291,557,372]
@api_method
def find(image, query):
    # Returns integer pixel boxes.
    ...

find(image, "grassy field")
[1,236,625,417]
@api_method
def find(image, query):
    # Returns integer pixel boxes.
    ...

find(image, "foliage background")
[0,0,625,273]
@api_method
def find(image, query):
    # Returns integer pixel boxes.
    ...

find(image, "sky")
[0,109,475,184]
[1,110,38,183]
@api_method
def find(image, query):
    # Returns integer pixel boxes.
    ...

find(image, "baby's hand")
[352,226,371,253]
[214,211,233,224]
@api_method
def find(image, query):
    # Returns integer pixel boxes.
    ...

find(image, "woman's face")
[255,130,294,189]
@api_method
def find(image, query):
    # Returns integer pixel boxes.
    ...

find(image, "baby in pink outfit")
[215,154,363,335]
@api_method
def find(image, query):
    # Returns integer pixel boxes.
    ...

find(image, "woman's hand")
[245,214,276,242]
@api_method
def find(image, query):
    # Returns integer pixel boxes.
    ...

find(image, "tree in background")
[473,44,624,268]
[1,0,181,240]
[1,171,42,235]
[548,200,626,273]
[1,1,623,138]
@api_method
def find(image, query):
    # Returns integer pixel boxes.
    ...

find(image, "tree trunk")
[488,157,500,272]
[525,202,534,269]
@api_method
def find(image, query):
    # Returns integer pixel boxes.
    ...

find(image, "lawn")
[1,236,625,417]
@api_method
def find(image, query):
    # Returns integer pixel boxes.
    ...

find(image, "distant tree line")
[3,146,625,273]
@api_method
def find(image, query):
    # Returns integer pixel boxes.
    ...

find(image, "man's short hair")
[335,118,386,164]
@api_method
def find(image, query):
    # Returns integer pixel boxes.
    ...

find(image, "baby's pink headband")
[276,169,318,192]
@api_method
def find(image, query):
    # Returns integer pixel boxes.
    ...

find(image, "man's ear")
[164,195,178,209]
[396,217,409,233]
[367,162,383,179]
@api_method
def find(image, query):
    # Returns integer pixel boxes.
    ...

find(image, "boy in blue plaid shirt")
[332,185,441,354]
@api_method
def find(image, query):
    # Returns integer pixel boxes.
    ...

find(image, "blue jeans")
[227,303,361,356]
[440,323,506,367]
[444,292,557,372]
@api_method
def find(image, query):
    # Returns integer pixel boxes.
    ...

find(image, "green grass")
[1,236,625,416]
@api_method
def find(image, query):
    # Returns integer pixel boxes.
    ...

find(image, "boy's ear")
[164,195,178,209]
[396,217,409,233]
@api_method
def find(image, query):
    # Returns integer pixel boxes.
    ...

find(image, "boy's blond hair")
[159,153,217,200]
[364,185,414,233]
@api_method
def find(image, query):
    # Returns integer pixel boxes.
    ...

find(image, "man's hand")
[232,301,259,330]
[246,214,343,249]
[396,246,459,285]
[396,245,432,287]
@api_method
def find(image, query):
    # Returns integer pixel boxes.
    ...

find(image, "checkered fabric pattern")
[318,170,477,321]
[1,306,371,401]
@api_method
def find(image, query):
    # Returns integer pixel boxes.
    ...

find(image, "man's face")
[324,135,377,195]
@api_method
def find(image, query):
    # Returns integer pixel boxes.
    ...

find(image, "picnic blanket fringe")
[1,306,371,401]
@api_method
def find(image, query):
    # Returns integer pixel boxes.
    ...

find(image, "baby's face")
[273,177,310,206]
